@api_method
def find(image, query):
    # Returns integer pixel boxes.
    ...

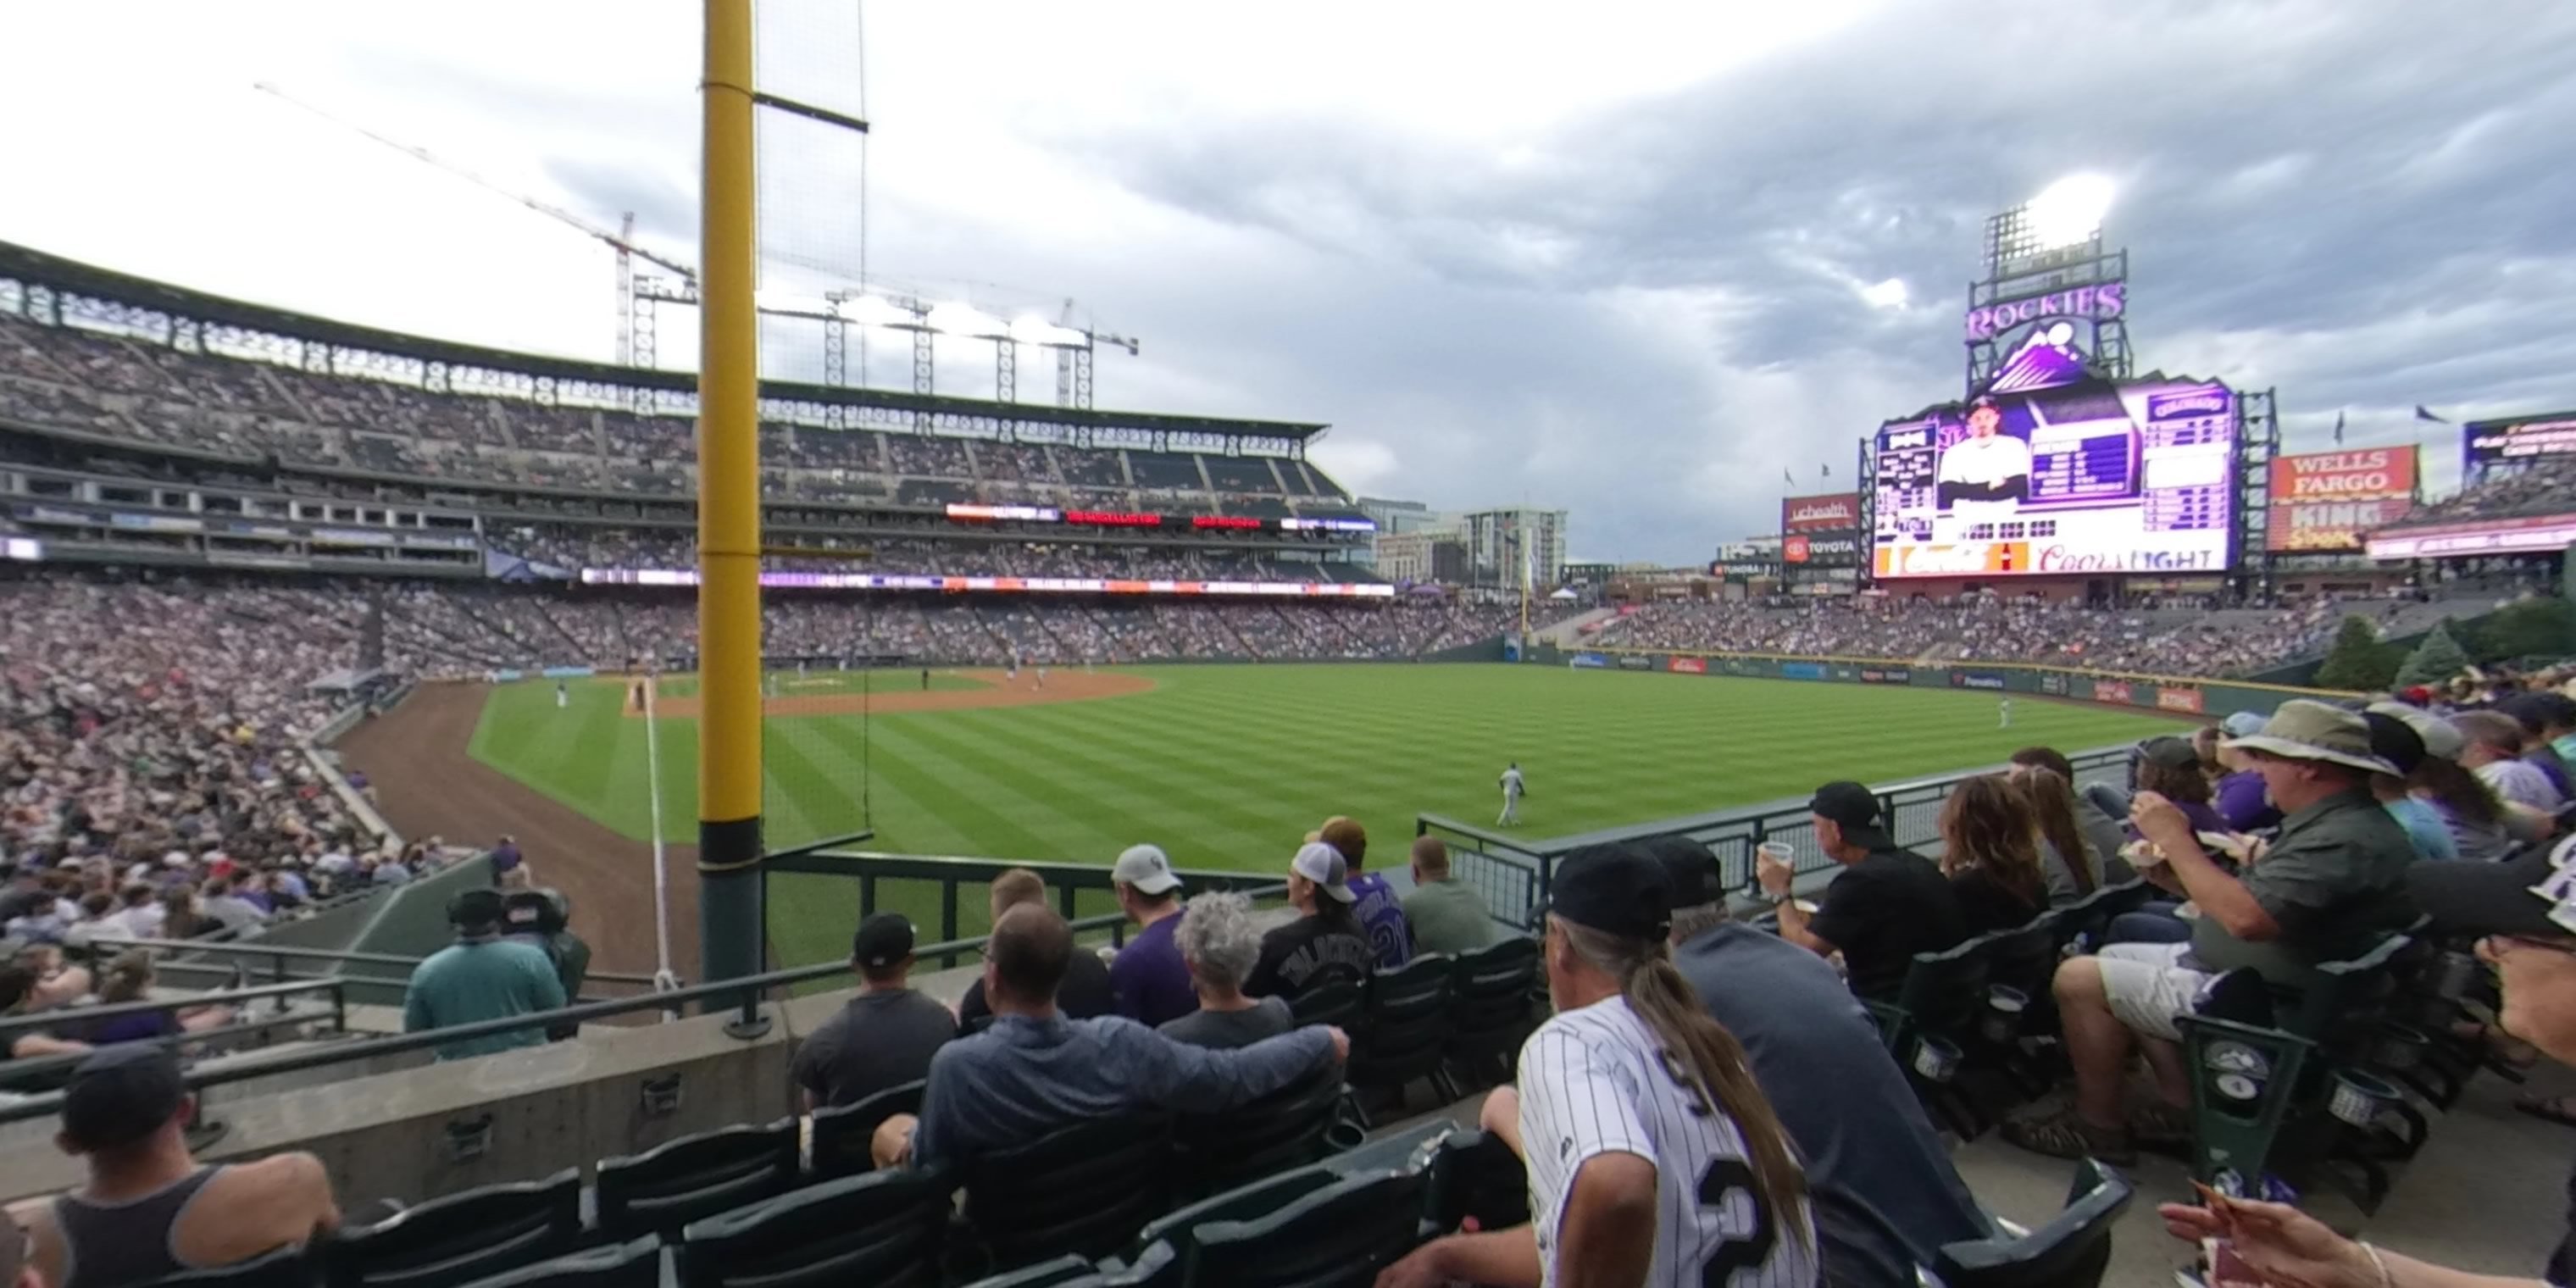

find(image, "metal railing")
[1422,745,2134,931]
[0,884,1296,1129]
[70,937,663,993]
[769,848,1292,969]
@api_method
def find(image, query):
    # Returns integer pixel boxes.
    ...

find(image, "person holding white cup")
[1760,781,1969,1002]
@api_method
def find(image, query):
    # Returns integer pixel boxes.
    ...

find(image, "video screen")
[1871,376,2236,579]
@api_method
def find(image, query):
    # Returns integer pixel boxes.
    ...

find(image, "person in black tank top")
[22,1046,339,1288]
[51,1167,228,1288]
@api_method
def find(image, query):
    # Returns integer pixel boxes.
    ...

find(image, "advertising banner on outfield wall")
[2096,680,2135,705]
[1781,662,1828,680]
[1858,667,1912,684]
[1954,672,2008,691]
[1668,657,1707,675]
[1571,652,1609,669]
[2157,687,2207,713]
[1617,655,1653,670]
[2039,673,2069,697]
[2266,448,2418,552]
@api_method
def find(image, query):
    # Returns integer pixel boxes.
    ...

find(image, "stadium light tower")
[2024,174,2116,250]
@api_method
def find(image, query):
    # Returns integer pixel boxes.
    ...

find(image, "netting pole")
[697,0,766,1030]
[642,675,675,993]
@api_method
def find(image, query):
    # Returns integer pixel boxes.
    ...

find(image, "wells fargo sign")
[2266,448,2416,552]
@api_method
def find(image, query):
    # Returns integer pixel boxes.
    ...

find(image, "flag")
[1820,462,1831,477]
[2414,405,2449,424]
[1781,467,1794,486]
[2333,410,2345,446]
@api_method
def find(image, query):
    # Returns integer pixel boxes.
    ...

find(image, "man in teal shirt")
[403,889,567,1060]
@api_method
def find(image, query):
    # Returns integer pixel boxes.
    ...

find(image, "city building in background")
[1374,530,1469,585]
[1457,508,1568,592]
[1356,497,1440,568]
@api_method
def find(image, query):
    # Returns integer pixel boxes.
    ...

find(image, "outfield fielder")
[1999,697,2012,729]
[554,680,568,710]
[1498,763,1526,827]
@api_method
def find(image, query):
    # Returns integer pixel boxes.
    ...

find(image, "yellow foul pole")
[697,0,764,996]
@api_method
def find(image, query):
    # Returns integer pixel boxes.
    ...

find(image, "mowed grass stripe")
[465,665,2195,963]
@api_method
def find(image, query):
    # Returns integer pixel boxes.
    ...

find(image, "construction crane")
[251,82,1137,406]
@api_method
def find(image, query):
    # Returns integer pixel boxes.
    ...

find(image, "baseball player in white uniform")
[1935,397,2032,524]
[1375,843,1818,1288]
[1999,697,2012,730]
[1499,763,1527,827]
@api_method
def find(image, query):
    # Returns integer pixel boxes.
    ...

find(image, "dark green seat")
[808,1079,924,1180]
[2178,935,2413,1191]
[145,1246,312,1288]
[1933,1158,2132,1288]
[593,1119,800,1243]
[1173,1063,1348,1198]
[963,1113,1174,1271]
[1348,955,1454,1113]
[1287,979,1363,1031]
[1183,1168,1432,1288]
[1441,938,1538,1091]
[321,1167,581,1288]
[674,1165,954,1288]
[957,1257,1107,1288]
[2048,880,2154,956]
[452,1239,660,1288]
[1115,1165,1347,1288]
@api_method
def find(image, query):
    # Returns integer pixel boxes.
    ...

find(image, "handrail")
[75,938,665,990]
[0,885,1297,1129]
[0,1005,351,1087]
[0,978,345,1044]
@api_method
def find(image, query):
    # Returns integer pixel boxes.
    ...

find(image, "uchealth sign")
[1782,493,1861,534]
[1668,657,1707,675]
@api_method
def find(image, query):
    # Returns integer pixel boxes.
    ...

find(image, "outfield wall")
[1523,644,2362,722]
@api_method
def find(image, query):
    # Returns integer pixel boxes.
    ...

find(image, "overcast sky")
[3,2,2571,564]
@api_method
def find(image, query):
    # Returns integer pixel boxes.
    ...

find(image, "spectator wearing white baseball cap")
[1107,844,1195,1027]
[1244,842,1372,1000]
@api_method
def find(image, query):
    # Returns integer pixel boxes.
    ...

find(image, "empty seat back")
[957,1257,1107,1287]
[965,1114,1174,1269]
[322,1167,581,1288]
[808,1080,924,1180]
[675,1165,954,1288]
[1130,1163,1345,1271]
[1173,1064,1346,1196]
[1185,1168,1430,1288]
[1933,1159,2133,1288]
[1350,957,1452,1094]
[1287,980,1363,1031]
[452,1239,661,1288]
[594,1119,800,1242]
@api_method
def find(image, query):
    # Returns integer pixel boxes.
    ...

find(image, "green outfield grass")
[651,669,987,699]
[469,663,2193,966]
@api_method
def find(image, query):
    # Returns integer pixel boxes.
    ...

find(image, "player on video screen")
[1936,397,2033,519]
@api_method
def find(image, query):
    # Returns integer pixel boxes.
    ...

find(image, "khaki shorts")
[2094,941,2209,1043]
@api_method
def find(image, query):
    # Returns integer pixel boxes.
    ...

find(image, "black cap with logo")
[1546,842,1673,941]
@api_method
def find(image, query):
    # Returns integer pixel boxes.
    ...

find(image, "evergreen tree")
[2314,615,2400,691]
[2394,621,2472,689]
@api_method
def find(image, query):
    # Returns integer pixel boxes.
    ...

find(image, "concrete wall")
[0,1001,797,1207]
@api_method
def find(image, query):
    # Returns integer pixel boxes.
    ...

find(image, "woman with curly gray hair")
[1158,891,1294,1050]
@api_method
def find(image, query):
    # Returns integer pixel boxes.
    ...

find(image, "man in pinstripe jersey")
[1378,843,1818,1288]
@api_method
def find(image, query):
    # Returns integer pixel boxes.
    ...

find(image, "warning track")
[640,668,1156,719]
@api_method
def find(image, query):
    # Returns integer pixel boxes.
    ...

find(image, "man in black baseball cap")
[791,912,957,1111]
[1761,780,1966,1000]
[1649,836,1991,1282]
[1385,841,1821,1288]
[19,1046,339,1288]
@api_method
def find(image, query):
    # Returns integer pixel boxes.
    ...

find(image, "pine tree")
[2314,615,2400,691]
[2394,621,2472,689]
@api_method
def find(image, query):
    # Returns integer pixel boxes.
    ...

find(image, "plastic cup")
[1756,841,1796,866]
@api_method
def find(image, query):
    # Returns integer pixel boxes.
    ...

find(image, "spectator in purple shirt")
[487,836,522,886]
[2212,713,2283,833]
[1320,817,1410,969]
[1107,845,1196,1026]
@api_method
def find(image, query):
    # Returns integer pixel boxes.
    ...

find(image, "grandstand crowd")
[1592,592,2373,678]
[0,313,1354,518]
